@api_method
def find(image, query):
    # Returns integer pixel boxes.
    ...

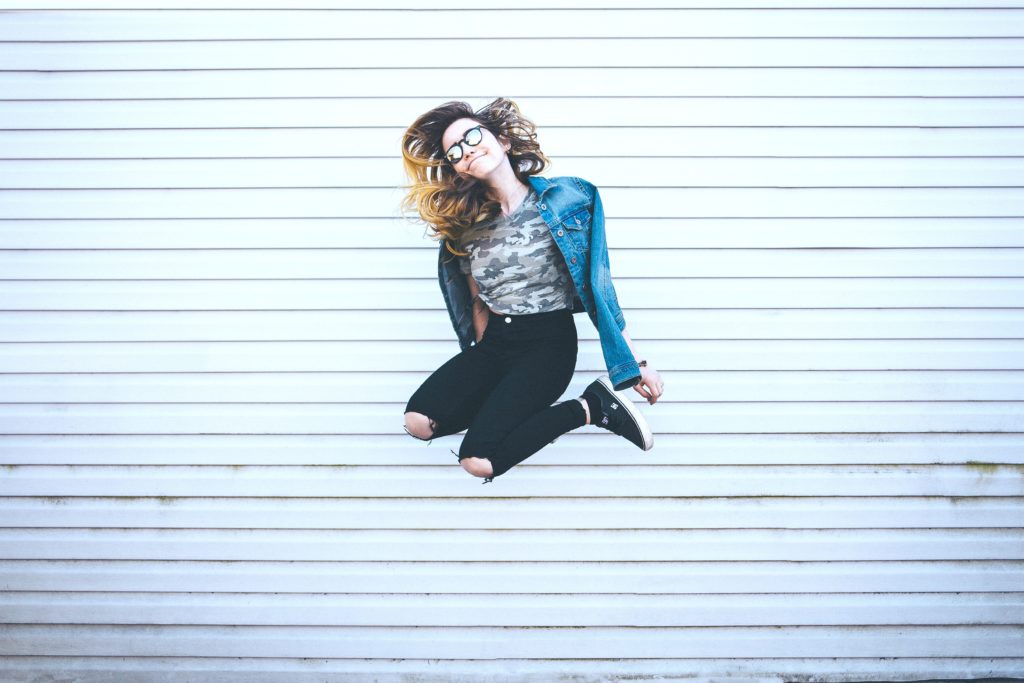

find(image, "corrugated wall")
[1,2,1022,681]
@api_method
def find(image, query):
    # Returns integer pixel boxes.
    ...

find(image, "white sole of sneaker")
[596,375,654,451]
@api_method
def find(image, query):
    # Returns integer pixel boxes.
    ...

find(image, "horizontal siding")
[1,403,1022,433]
[3,592,1023,626]
[6,68,1024,96]
[4,370,1024,400]
[2,217,1023,247]
[1,8,1021,39]
[0,659,1020,683]
[4,311,1024,340]
[4,282,1023,308]
[1,3,1022,682]
[4,98,1024,127]
[0,528,1021,561]
[2,129,1022,157]
[3,340,1023,370]
[4,188,1024,217]
[2,559,1022,592]
[2,498,1023,529]
[4,67,1024,95]
[0,658,1019,683]
[3,433,1023,464]
[4,248,1024,277]
[2,465,1024,497]
[7,0,1024,7]
[8,158,1024,187]
[0,624,1021,658]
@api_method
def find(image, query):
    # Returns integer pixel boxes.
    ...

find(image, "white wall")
[0,2,1022,681]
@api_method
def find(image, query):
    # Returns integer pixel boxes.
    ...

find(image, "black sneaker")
[582,375,654,451]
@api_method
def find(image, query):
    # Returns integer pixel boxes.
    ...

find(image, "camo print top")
[456,187,577,315]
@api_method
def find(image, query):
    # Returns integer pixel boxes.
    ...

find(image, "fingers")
[635,371,665,405]
[636,382,657,405]
[647,380,664,405]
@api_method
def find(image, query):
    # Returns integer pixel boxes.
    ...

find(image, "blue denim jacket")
[437,175,641,391]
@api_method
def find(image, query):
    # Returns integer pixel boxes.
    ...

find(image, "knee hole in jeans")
[403,411,437,441]
[459,456,494,478]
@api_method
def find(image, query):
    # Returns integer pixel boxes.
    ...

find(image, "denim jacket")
[437,175,641,391]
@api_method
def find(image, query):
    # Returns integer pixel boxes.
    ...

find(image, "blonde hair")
[400,97,549,257]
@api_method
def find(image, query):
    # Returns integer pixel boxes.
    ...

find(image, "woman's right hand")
[634,365,664,405]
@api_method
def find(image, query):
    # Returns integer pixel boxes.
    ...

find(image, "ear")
[497,134,512,152]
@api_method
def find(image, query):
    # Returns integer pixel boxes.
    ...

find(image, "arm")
[622,325,666,405]
[585,179,663,405]
[467,273,489,343]
[620,327,640,361]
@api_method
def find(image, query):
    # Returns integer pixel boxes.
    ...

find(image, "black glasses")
[444,125,483,164]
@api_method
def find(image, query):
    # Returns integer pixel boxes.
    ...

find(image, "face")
[440,117,510,179]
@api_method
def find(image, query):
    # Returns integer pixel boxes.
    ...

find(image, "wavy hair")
[400,97,549,257]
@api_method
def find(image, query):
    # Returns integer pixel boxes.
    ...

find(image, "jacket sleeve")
[589,183,628,332]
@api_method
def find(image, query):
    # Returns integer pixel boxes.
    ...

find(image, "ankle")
[580,392,602,426]
[577,397,590,425]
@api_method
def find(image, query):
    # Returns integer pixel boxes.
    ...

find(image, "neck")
[482,163,529,215]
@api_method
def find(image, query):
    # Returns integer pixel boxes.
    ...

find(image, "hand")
[634,365,664,405]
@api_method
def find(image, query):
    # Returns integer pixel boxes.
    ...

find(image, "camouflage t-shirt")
[457,187,577,315]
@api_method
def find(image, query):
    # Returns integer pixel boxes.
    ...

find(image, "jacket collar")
[527,174,555,199]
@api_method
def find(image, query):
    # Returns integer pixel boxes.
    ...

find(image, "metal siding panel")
[1,497,1024,529]
[3,187,1024,217]
[2,279,1024,309]
[2,465,1024,497]
[2,8,1022,39]
[2,339,1023,372]
[3,129,1024,158]
[2,433,1023,465]
[9,37,1024,71]
[3,497,1024,529]
[2,559,1023,594]
[4,98,1024,128]
[0,655,1021,683]
[0,528,1021,561]
[3,66,1024,97]
[0,623,1021,658]
[2,591,1022,626]
[4,248,1024,278]
[3,312,1024,343]
[6,157,1024,187]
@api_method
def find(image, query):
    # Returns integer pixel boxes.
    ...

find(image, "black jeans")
[404,307,587,482]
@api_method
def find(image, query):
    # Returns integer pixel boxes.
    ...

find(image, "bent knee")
[460,456,494,478]
[404,411,437,440]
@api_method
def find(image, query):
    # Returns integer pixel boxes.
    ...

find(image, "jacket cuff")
[609,360,641,391]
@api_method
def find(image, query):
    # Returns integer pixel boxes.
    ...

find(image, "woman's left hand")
[634,365,664,405]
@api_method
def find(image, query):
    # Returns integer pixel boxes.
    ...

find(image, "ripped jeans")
[404,307,587,483]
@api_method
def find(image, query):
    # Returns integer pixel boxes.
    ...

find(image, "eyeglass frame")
[444,124,484,165]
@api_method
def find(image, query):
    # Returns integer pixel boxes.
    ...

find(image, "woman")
[400,97,664,483]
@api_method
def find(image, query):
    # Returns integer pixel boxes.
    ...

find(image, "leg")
[458,335,582,480]
[403,412,439,441]
[404,341,503,443]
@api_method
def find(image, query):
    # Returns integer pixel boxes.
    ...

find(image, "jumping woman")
[400,97,664,483]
